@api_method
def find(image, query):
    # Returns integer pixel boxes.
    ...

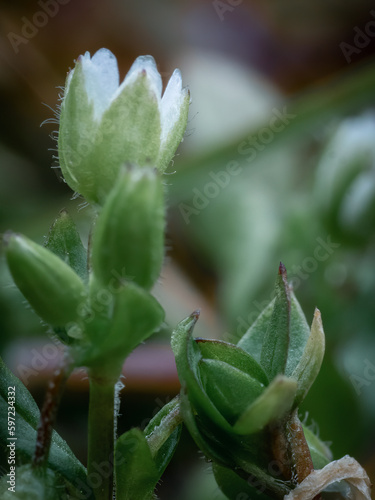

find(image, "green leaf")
[239,284,311,379]
[233,375,297,435]
[0,358,88,496]
[91,166,164,291]
[44,209,88,283]
[212,463,272,500]
[82,282,164,369]
[237,298,275,363]
[285,292,311,376]
[4,232,87,329]
[260,263,291,380]
[302,424,332,470]
[198,359,265,425]
[291,309,325,407]
[196,339,269,386]
[171,312,233,434]
[115,428,159,500]
[179,387,233,468]
[144,396,182,477]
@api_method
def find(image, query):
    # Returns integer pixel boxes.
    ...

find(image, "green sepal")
[58,61,98,200]
[44,209,88,283]
[80,281,164,371]
[4,232,87,329]
[97,73,161,190]
[0,357,88,495]
[171,312,233,435]
[233,376,297,435]
[291,309,325,407]
[144,396,182,478]
[0,465,61,500]
[303,423,332,470]
[158,89,190,172]
[115,428,159,500]
[91,166,164,290]
[260,263,291,379]
[212,463,272,500]
[198,359,265,426]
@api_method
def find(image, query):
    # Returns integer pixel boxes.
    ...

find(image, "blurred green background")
[1,1,375,498]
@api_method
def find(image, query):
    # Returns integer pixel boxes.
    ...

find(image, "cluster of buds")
[4,49,190,378]
[172,264,334,498]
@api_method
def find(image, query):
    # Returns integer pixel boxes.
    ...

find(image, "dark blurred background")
[1,1,375,498]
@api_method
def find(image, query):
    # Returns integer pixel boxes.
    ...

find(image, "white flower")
[58,48,189,204]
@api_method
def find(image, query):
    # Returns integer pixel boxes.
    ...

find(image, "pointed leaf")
[0,358,88,495]
[198,359,265,425]
[291,309,325,407]
[115,428,159,500]
[285,292,311,376]
[171,312,233,434]
[44,209,88,283]
[233,375,297,435]
[237,298,275,363]
[82,282,164,368]
[196,339,269,385]
[144,396,182,477]
[260,263,291,379]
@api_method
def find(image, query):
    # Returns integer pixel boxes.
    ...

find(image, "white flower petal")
[80,48,120,121]
[160,69,187,146]
[115,55,162,102]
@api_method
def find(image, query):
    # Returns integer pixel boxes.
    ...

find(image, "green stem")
[87,369,118,500]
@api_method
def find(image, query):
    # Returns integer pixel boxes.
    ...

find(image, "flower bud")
[91,166,164,291]
[58,48,190,204]
[4,232,86,327]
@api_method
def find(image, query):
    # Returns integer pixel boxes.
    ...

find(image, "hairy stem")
[87,370,118,500]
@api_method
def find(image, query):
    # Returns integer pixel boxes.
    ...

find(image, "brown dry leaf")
[284,455,372,500]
